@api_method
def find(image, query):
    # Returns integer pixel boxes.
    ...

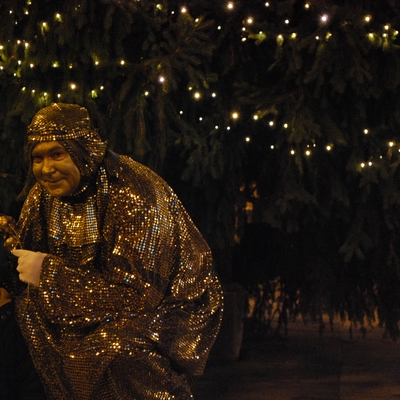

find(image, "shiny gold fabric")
[14,152,223,400]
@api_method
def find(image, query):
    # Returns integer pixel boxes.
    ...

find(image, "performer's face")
[31,141,81,197]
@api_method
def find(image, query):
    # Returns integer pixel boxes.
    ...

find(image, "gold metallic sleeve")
[15,154,223,399]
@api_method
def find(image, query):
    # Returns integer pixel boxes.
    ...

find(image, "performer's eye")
[32,155,43,163]
[49,149,68,160]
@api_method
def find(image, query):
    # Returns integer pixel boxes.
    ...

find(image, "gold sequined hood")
[27,103,108,195]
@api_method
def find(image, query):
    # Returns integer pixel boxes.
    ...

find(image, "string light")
[3,0,399,177]
[320,14,328,23]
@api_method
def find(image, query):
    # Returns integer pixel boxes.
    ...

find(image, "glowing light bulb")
[321,14,328,23]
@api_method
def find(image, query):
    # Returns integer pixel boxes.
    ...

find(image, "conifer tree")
[220,0,400,337]
[2,0,400,337]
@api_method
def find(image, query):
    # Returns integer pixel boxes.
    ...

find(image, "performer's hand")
[12,249,47,287]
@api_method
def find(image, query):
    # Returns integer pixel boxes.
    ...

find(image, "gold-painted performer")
[2,103,223,399]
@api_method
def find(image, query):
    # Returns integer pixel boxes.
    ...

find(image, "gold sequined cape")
[14,153,223,400]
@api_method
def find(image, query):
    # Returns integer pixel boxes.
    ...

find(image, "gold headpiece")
[27,103,99,141]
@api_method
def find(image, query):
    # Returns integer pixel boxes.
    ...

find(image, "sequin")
[11,105,223,399]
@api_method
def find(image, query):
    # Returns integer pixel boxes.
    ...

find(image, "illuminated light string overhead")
[223,0,400,165]
[1,2,210,104]
[1,1,399,164]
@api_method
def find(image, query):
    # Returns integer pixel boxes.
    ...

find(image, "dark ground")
[192,318,400,400]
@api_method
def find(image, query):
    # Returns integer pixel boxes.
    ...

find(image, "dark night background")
[1,0,400,338]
